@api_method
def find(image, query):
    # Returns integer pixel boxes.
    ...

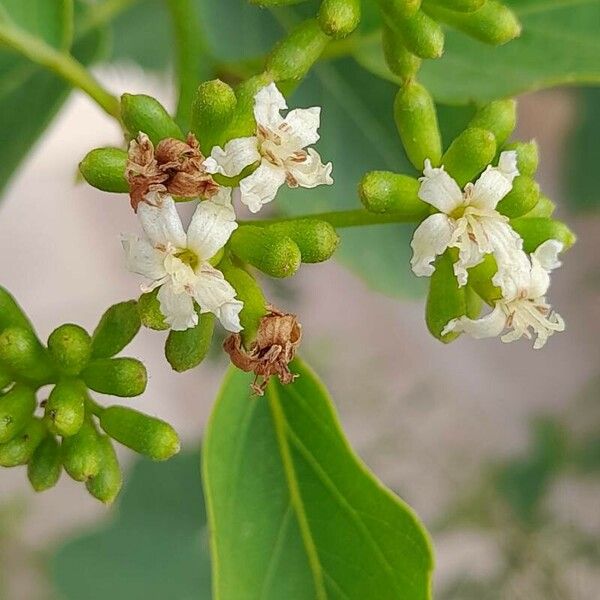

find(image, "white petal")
[497,150,520,183]
[157,283,197,331]
[186,190,238,261]
[418,160,464,214]
[137,194,186,248]
[254,82,287,129]
[204,137,260,178]
[470,166,513,210]
[121,234,166,281]
[442,303,507,339]
[533,239,563,272]
[283,107,321,148]
[410,213,454,277]
[528,253,552,299]
[286,148,333,189]
[239,161,287,213]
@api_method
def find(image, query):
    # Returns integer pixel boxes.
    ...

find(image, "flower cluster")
[410,152,565,349]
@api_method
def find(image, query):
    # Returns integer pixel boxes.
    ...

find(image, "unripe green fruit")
[91,300,141,359]
[0,384,36,443]
[425,0,486,12]
[48,324,92,376]
[468,254,502,304]
[0,364,12,389]
[496,175,540,218]
[523,194,555,218]
[165,312,214,373]
[0,286,33,332]
[359,171,429,218]
[28,435,62,492]
[503,140,539,177]
[318,0,361,39]
[82,358,147,397]
[100,406,180,461]
[230,226,302,278]
[79,148,129,193]
[378,0,422,20]
[138,290,169,331]
[382,25,422,80]
[442,127,497,187]
[0,418,45,467]
[62,419,102,481]
[469,99,517,147]
[44,379,86,437]
[0,326,54,385]
[394,81,442,170]
[121,93,182,145]
[426,1,521,46]
[266,19,330,81]
[391,9,445,59]
[266,219,340,263]
[509,218,576,253]
[86,436,122,504]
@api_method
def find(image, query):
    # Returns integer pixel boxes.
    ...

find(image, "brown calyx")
[125,132,219,211]
[223,306,302,396]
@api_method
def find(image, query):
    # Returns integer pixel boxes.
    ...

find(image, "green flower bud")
[44,379,86,437]
[137,290,169,331]
[467,254,502,304]
[230,226,302,278]
[359,171,429,218]
[426,251,466,343]
[219,257,268,346]
[0,364,12,389]
[394,81,442,170]
[165,312,214,373]
[0,326,54,385]
[0,418,45,467]
[382,25,422,81]
[390,9,444,59]
[266,19,330,81]
[120,93,183,146]
[0,384,36,444]
[425,1,521,46]
[378,0,422,20]
[503,140,539,177]
[425,0,486,12]
[191,80,237,154]
[28,435,62,492]
[496,175,540,218]
[465,284,483,319]
[441,127,497,187]
[79,148,129,193]
[91,300,141,359]
[523,194,555,218]
[48,324,92,376]
[100,406,180,461]
[0,286,32,333]
[469,99,517,147]
[82,358,147,397]
[318,0,361,39]
[510,217,576,253]
[85,436,122,504]
[62,419,102,481]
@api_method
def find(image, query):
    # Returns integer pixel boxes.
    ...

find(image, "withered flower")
[223,307,302,396]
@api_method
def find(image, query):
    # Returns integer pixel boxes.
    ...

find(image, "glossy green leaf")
[203,360,434,599]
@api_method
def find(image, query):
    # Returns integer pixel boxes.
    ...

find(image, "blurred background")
[1,1,599,599]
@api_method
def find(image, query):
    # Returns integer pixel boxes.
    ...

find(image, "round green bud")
[165,312,214,373]
[465,285,483,319]
[91,300,141,359]
[100,406,180,461]
[359,171,428,217]
[0,326,55,385]
[62,419,102,481]
[28,435,62,492]
[382,25,422,81]
[509,217,576,254]
[394,81,443,171]
[266,220,340,264]
[426,0,486,12]
[0,418,45,467]
[467,254,503,304]
[85,436,122,504]
[0,384,36,444]
[230,226,302,278]
[120,93,183,146]
[44,379,86,437]
[0,364,12,390]
[0,286,33,333]
[79,148,129,193]
[469,99,517,147]
[48,324,92,376]
[266,19,330,81]
[82,357,147,398]
[503,140,539,177]
[442,127,497,187]
[138,290,169,331]
[318,0,361,39]
[390,10,444,59]
[496,175,540,218]
[523,194,555,219]
[379,0,422,20]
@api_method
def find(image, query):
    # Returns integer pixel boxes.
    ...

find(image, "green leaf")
[51,451,211,600]
[203,360,434,599]
[354,0,600,104]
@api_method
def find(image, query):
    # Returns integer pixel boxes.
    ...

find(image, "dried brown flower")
[223,307,302,396]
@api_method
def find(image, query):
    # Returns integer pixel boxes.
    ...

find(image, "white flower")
[203,82,333,213]
[410,151,522,286]
[442,240,565,349]
[122,189,243,332]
